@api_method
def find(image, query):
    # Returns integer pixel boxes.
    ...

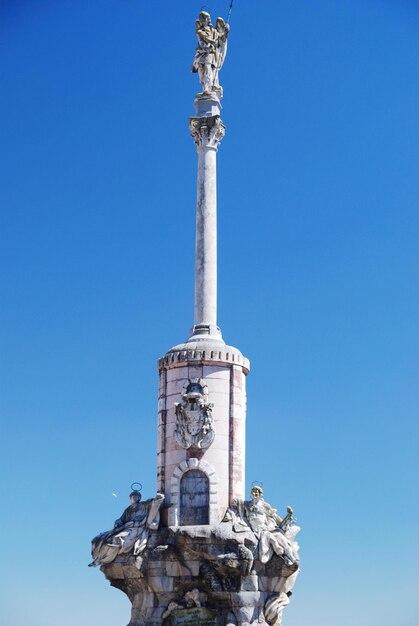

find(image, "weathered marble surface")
[190,105,224,338]
[157,354,248,523]
[92,492,300,626]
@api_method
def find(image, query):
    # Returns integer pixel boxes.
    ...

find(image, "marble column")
[189,96,225,340]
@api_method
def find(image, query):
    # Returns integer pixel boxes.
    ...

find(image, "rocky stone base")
[101,524,299,626]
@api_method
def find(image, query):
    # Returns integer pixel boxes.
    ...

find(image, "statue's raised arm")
[192,11,230,98]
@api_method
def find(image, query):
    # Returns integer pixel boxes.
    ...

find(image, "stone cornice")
[158,343,250,374]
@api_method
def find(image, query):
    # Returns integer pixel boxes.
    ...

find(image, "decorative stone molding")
[158,345,250,374]
[189,115,225,150]
[169,458,218,526]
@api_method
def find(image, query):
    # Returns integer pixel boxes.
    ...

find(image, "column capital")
[189,115,225,151]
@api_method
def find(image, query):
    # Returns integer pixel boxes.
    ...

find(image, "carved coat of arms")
[174,379,214,449]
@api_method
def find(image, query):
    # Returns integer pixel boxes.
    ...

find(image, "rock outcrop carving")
[90,486,300,626]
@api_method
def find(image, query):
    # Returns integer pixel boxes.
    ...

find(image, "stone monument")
[90,11,301,626]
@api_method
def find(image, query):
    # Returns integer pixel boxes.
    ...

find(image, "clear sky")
[1,1,418,625]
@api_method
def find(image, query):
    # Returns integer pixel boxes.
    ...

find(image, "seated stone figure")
[89,489,164,569]
[223,485,299,567]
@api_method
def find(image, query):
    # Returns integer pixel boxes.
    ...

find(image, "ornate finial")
[192,11,230,98]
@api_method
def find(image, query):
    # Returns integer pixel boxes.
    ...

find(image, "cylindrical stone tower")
[157,93,250,527]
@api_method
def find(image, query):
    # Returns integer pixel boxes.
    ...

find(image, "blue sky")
[1,1,418,625]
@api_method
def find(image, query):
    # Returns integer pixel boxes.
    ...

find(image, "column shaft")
[195,146,217,328]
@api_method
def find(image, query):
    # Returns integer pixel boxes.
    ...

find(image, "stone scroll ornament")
[174,379,215,449]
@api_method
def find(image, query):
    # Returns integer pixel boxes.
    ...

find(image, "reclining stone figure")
[223,485,299,569]
[89,489,164,569]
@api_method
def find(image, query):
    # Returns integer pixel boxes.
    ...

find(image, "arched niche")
[180,469,209,525]
[169,458,218,526]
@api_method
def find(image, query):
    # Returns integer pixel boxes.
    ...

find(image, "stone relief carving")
[174,379,215,449]
[192,11,230,97]
[89,488,164,570]
[162,588,202,619]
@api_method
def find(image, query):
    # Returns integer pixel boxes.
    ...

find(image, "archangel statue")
[192,11,230,97]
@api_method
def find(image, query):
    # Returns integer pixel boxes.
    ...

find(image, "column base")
[188,323,223,343]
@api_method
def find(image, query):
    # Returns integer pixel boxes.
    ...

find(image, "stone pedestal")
[157,340,249,526]
[101,522,299,626]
